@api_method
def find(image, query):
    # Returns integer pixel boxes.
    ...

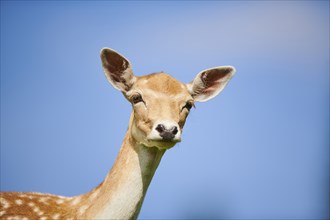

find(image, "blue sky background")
[1,1,329,219]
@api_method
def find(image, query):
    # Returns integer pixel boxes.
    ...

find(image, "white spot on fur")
[22,217,29,220]
[28,202,35,207]
[0,197,10,209]
[56,195,68,200]
[39,197,49,205]
[70,197,81,206]
[7,217,23,220]
[66,217,74,220]
[32,206,44,216]
[18,194,28,198]
[89,191,99,200]
[0,210,5,217]
[40,217,47,220]
[15,199,23,205]
[56,199,64,204]
[78,204,88,215]
[52,213,60,220]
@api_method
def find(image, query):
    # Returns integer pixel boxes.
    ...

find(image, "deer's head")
[100,48,235,150]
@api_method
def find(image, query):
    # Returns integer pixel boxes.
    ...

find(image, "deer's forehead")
[136,73,185,92]
[133,73,190,98]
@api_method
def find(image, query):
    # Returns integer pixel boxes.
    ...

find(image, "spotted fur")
[1,48,235,220]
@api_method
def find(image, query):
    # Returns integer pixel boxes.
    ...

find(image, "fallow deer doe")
[0,48,235,220]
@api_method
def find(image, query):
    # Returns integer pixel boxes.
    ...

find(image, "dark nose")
[155,124,178,141]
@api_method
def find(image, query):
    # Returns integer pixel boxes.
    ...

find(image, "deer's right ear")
[100,48,136,92]
[187,66,236,102]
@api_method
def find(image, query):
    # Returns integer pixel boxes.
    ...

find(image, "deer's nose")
[155,124,179,141]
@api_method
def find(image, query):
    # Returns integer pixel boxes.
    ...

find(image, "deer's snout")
[147,120,181,143]
[155,124,179,141]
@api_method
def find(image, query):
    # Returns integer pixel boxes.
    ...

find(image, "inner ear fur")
[100,48,136,92]
[188,66,236,102]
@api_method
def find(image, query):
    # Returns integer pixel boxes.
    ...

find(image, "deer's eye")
[182,101,195,111]
[132,94,144,104]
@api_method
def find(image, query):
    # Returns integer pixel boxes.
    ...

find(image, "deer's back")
[0,191,77,220]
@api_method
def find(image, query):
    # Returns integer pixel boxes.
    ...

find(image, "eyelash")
[131,94,144,104]
[182,101,195,111]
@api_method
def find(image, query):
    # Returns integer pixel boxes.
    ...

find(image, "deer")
[0,48,235,220]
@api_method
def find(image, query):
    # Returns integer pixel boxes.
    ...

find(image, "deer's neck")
[78,121,165,219]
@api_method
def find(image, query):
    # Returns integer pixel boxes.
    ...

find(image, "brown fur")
[0,73,191,220]
[0,192,76,219]
[136,72,188,96]
[1,48,235,220]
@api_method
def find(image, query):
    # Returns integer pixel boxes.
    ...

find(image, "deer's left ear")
[100,48,136,92]
[187,66,236,102]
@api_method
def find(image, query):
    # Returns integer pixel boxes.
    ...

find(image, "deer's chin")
[144,138,181,150]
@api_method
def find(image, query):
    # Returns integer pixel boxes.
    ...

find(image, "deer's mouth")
[146,138,181,149]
